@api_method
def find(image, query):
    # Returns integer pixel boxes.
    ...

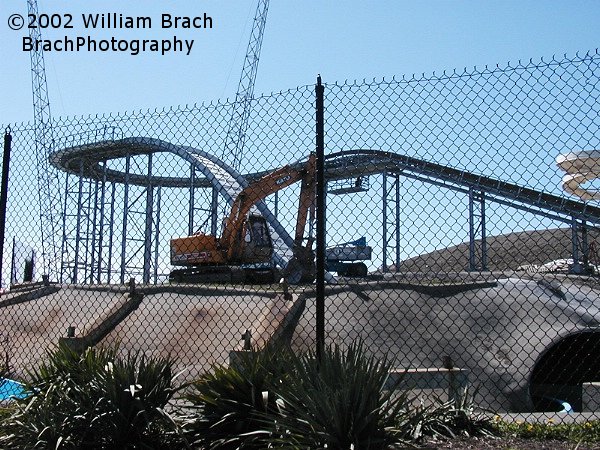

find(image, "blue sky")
[1,0,599,126]
[0,0,599,278]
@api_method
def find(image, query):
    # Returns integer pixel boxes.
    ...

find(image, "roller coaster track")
[324,150,600,226]
[50,137,295,266]
[50,137,600,271]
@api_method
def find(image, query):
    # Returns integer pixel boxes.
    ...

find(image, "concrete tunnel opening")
[530,331,600,412]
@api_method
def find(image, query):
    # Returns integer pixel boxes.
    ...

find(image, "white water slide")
[557,150,600,201]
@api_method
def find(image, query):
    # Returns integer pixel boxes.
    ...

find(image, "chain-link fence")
[1,50,600,415]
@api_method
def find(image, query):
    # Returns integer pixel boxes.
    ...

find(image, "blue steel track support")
[382,172,401,273]
[73,160,85,283]
[188,164,196,236]
[120,154,131,284]
[143,154,154,284]
[581,221,589,269]
[189,163,220,237]
[89,180,99,283]
[107,183,116,283]
[60,172,69,283]
[468,188,487,271]
[571,218,581,273]
[211,188,219,235]
[96,163,108,284]
[153,186,162,284]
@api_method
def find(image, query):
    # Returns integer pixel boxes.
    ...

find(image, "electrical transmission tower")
[222,0,270,170]
[191,0,269,236]
[27,0,62,280]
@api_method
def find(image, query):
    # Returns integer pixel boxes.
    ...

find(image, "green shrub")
[0,343,184,449]
[183,342,498,449]
[184,342,404,449]
[394,387,496,442]
[182,345,293,449]
[263,342,408,450]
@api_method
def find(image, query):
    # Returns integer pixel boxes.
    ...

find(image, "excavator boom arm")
[221,154,317,255]
[294,155,316,245]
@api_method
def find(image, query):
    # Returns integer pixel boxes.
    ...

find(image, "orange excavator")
[169,154,316,284]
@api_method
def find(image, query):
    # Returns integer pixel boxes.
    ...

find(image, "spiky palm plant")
[183,345,294,449]
[263,341,408,450]
[393,386,497,443]
[0,342,185,449]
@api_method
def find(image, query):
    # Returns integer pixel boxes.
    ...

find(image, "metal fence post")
[0,128,12,289]
[315,76,325,360]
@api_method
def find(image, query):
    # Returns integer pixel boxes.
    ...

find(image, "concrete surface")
[0,285,130,378]
[1,275,599,415]
[290,275,600,412]
[100,286,289,376]
[583,382,600,412]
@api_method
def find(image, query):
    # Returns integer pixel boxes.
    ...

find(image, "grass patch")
[495,417,600,445]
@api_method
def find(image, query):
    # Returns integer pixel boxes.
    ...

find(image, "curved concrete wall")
[291,276,600,412]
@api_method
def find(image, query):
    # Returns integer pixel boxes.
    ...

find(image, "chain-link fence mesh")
[1,50,600,416]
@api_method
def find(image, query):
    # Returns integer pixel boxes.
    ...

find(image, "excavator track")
[169,266,280,284]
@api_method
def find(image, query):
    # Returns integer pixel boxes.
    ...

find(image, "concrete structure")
[291,275,600,413]
[1,273,599,413]
[583,382,600,412]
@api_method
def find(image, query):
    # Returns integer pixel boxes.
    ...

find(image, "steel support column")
[73,160,85,283]
[106,183,116,283]
[143,154,154,284]
[382,172,401,273]
[60,172,69,283]
[120,154,131,284]
[153,186,162,284]
[581,221,589,268]
[211,187,219,236]
[468,188,487,271]
[571,217,584,274]
[188,164,195,235]
[88,180,99,283]
[96,169,106,283]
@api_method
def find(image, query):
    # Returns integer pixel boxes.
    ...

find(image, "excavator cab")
[235,213,273,264]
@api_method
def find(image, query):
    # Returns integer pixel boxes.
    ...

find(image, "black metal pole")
[10,237,15,285]
[0,128,13,290]
[315,76,325,360]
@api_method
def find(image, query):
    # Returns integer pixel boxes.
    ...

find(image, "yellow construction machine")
[169,154,316,284]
